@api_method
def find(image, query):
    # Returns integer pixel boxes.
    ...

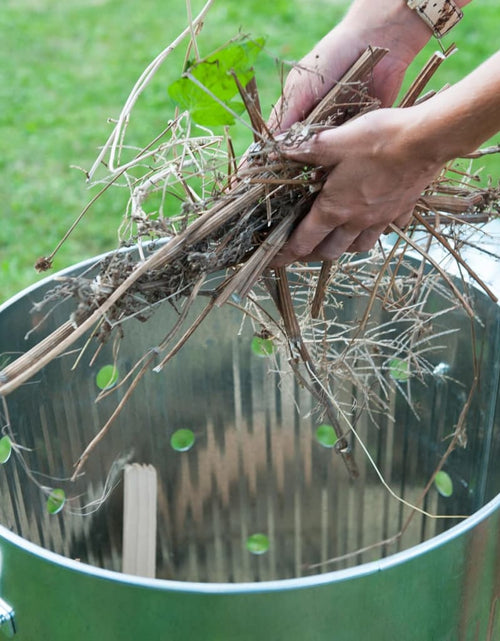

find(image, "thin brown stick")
[388,223,475,318]
[413,208,498,302]
[357,232,410,334]
[418,192,486,214]
[274,267,360,479]
[305,46,388,124]
[461,144,500,159]
[71,350,158,480]
[36,167,128,271]
[311,260,333,318]
[231,71,270,142]
[156,275,206,351]
[214,200,305,306]
[398,43,456,108]
[153,298,215,372]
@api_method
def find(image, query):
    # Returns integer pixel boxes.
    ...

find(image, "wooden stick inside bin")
[122,463,158,578]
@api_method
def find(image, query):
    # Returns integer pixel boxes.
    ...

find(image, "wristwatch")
[407,0,463,38]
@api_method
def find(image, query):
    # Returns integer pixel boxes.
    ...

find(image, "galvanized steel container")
[0,252,499,640]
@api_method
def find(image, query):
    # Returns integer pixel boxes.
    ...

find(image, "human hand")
[272,107,445,266]
[272,31,413,132]
[270,0,433,132]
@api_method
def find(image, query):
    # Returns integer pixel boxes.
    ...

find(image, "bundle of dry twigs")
[1,5,499,493]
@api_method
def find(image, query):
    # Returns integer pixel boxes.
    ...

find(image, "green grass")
[1,0,499,302]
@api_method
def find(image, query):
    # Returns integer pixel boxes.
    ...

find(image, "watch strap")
[407,0,463,38]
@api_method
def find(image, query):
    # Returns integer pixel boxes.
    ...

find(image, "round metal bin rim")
[0,491,498,596]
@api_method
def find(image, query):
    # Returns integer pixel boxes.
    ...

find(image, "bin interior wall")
[0,269,498,582]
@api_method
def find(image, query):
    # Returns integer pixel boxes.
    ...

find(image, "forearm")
[406,50,500,163]
[276,0,475,129]
[339,0,474,68]
[341,0,432,65]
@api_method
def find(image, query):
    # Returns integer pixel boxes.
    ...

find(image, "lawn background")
[1,0,499,302]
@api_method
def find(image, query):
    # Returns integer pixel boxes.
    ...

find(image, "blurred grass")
[1,0,499,302]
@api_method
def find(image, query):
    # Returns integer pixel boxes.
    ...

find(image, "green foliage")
[95,364,119,390]
[251,335,276,358]
[46,488,66,515]
[389,358,410,382]
[0,436,12,464]
[170,428,195,452]
[315,424,338,448]
[168,37,265,125]
[246,533,270,555]
[434,470,454,497]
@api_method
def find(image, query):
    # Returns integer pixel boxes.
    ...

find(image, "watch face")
[411,0,463,38]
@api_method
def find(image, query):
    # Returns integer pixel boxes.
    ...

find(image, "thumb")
[280,127,346,167]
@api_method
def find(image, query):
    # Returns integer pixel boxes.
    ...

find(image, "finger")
[308,225,360,261]
[270,249,294,268]
[271,217,337,267]
[269,94,308,134]
[345,224,388,253]
[382,209,415,235]
[281,188,349,262]
[272,220,370,267]
[393,209,415,229]
[281,127,345,167]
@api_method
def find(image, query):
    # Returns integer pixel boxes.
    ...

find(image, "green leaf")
[168,37,265,126]
[434,471,453,497]
[315,424,338,448]
[170,429,195,452]
[251,335,275,358]
[96,364,119,390]
[0,436,12,464]
[168,77,244,125]
[389,358,410,381]
[246,533,269,555]
[47,488,66,515]
[191,38,264,99]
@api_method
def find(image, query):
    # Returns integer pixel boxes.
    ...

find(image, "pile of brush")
[1,19,499,484]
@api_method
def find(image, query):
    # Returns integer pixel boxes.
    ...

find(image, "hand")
[272,107,445,266]
[270,0,433,132]
[272,29,416,132]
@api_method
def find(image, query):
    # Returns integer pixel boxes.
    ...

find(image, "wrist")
[403,48,500,167]
[343,0,431,66]
[401,99,468,167]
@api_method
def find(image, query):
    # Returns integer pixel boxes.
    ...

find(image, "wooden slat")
[122,463,158,578]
